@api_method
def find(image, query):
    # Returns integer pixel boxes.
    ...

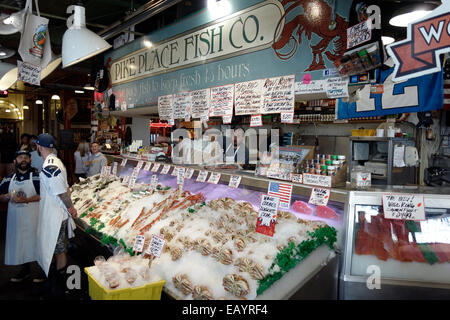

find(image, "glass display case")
[341,188,450,299]
[73,154,348,300]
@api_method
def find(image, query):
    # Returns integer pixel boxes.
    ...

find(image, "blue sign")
[106,0,354,108]
[337,67,443,119]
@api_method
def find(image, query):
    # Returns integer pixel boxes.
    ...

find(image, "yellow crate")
[84,267,166,300]
[351,129,376,136]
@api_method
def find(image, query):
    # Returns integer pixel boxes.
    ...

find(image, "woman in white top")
[74,142,89,181]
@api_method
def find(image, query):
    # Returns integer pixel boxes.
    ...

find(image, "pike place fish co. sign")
[110,1,284,85]
[387,0,450,82]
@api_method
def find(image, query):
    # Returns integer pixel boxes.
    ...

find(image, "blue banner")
[337,67,443,119]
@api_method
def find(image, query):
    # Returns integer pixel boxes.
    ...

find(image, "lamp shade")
[51,95,60,100]
[0,44,15,59]
[0,62,18,90]
[41,53,62,80]
[62,5,111,68]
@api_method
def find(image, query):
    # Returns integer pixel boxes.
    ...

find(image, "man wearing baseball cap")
[33,133,77,298]
[0,150,43,282]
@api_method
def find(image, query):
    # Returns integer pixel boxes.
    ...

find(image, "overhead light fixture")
[36,99,43,104]
[51,94,60,100]
[0,44,15,59]
[208,0,232,19]
[62,5,112,68]
[0,61,18,90]
[389,10,432,27]
[5,108,10,113]
[41,54,62,80]
[382,36,395,45]
[83,85,95,90]
[75,90,84,94]
[13,108,18,112]
[143,40,153,48]
[23,105,29,110]
[0,10,25,35]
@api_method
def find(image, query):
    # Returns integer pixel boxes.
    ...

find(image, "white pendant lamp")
[0,44,15,59]
[389,10,432,27]
[35,99,43,104]
[62,5,111,68]
[51,95,60,100]
[41,53,62,80]
[0,61,18,91]
[0,9,25,35]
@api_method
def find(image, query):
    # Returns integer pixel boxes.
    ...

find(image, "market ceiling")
[0,0,443,95]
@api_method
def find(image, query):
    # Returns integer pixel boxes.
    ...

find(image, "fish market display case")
[72,154,348,300]
[341,188,450,299]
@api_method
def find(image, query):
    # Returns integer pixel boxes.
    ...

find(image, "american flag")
[268,182,293,209]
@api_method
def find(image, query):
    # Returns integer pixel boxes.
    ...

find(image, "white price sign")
[131,167,140,178]
[291,174,303,184]
[228,175,242,188]
[17,61,41,86]
[308,187,331,206]
[250,114,263,127]
[382,194,426,221]
[222,115,232,124]
[356,172,371,187]
[281,112,294,123]
[161,164,171,174]
[184,168,195,179]
[133,235,146,253]
[136,160,144,170]
[177,167,185,185]
[120,158,127,167]
[302,173,332,188]
[100,166,107,177]
[196,170,208,182]
[171,166,178,176]
[146,235,166,257]
[151,163,161,172]
[144,162,152,171]
[129,176,137,189]
[150,175,158,190]
[201,114,209,122]
[208,172,221,184]
[112,162,118,176]
[122,175,130,185]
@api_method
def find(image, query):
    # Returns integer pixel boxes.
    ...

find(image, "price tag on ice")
[281,112,294,123]
[146,235,166,257]
[131,167,140,178]
[196,170,208,182]
[255,195,280,237]
[208,172,221,184]
[291,174,303,184]
[122,175,130,185]
[144,162,152,171]
[184,168,195,179]
[222,115,232,124]
[308,187,331,206]
[136,160,144,170]
[100,166,107,177]
[120,158,127,167]
[161,164,171,175]
[250,114,263,127]
[129,176,137,189]
[228,175,241,188]
[177,167,185,185]
[150,175,158,190]
[171,166,178,176]
[151,163,161,172]
[133,235,145,253]
[112,162,118,176]
[382,194,425,221]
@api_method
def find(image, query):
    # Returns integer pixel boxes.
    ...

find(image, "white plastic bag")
[18,0,49,67]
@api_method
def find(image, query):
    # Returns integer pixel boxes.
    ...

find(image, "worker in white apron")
[33,134,77,297]
[0,150,43,282]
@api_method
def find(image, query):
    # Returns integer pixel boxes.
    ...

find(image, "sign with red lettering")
[387,2,450,82]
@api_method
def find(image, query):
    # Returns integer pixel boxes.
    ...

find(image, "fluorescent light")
[75,90,84,94]
[23,105,29,110]
[208,0,232,18]
[382,36,395,45]
[62,5,112,68]
[389,10,431,27]
[51,94,60,100]
[0,52,5,56]
[36,99,43,104]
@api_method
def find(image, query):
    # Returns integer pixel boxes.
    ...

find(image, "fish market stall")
[72,155,347,300]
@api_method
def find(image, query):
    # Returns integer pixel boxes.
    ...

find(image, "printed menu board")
[210,84,234,117]
[158,94,174,120]
[262,75,295,114]
[173,91,192,119]
[191,88,211,119]
[234,80,264,115]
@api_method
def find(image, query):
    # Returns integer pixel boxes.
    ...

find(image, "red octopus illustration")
[273,0,348,71]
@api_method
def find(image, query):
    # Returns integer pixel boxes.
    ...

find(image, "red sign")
[388,3,450,82]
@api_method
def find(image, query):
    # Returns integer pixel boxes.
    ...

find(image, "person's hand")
[11,195,26,203]
[68,206,78,219]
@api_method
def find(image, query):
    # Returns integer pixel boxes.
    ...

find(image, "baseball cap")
[33,133,56,148]
[15,150,31,158]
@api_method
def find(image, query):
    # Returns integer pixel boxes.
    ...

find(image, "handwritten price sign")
[133,235,145,253]
[208,172,221,184]
[196,170,208,182]
[112,162,118,176]
[281,112,294,123]
[228,175,242,188]
[308,187,331,206]
[150,175,158,190]
[151,163,161,172]
[255,195,280,237]
[120,158,127,167]
[161,164,171,174]
[185,168,195,179]
[144,162,152,171]
[382,194,425,221]
[122,175,130,185]
[146,235,165,257]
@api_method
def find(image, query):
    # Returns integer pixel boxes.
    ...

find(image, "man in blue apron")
[0,150,43,282]
[33,134,77,297]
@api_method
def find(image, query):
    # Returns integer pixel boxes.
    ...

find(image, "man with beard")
[0,150,43,282]
[33,133,77,298]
